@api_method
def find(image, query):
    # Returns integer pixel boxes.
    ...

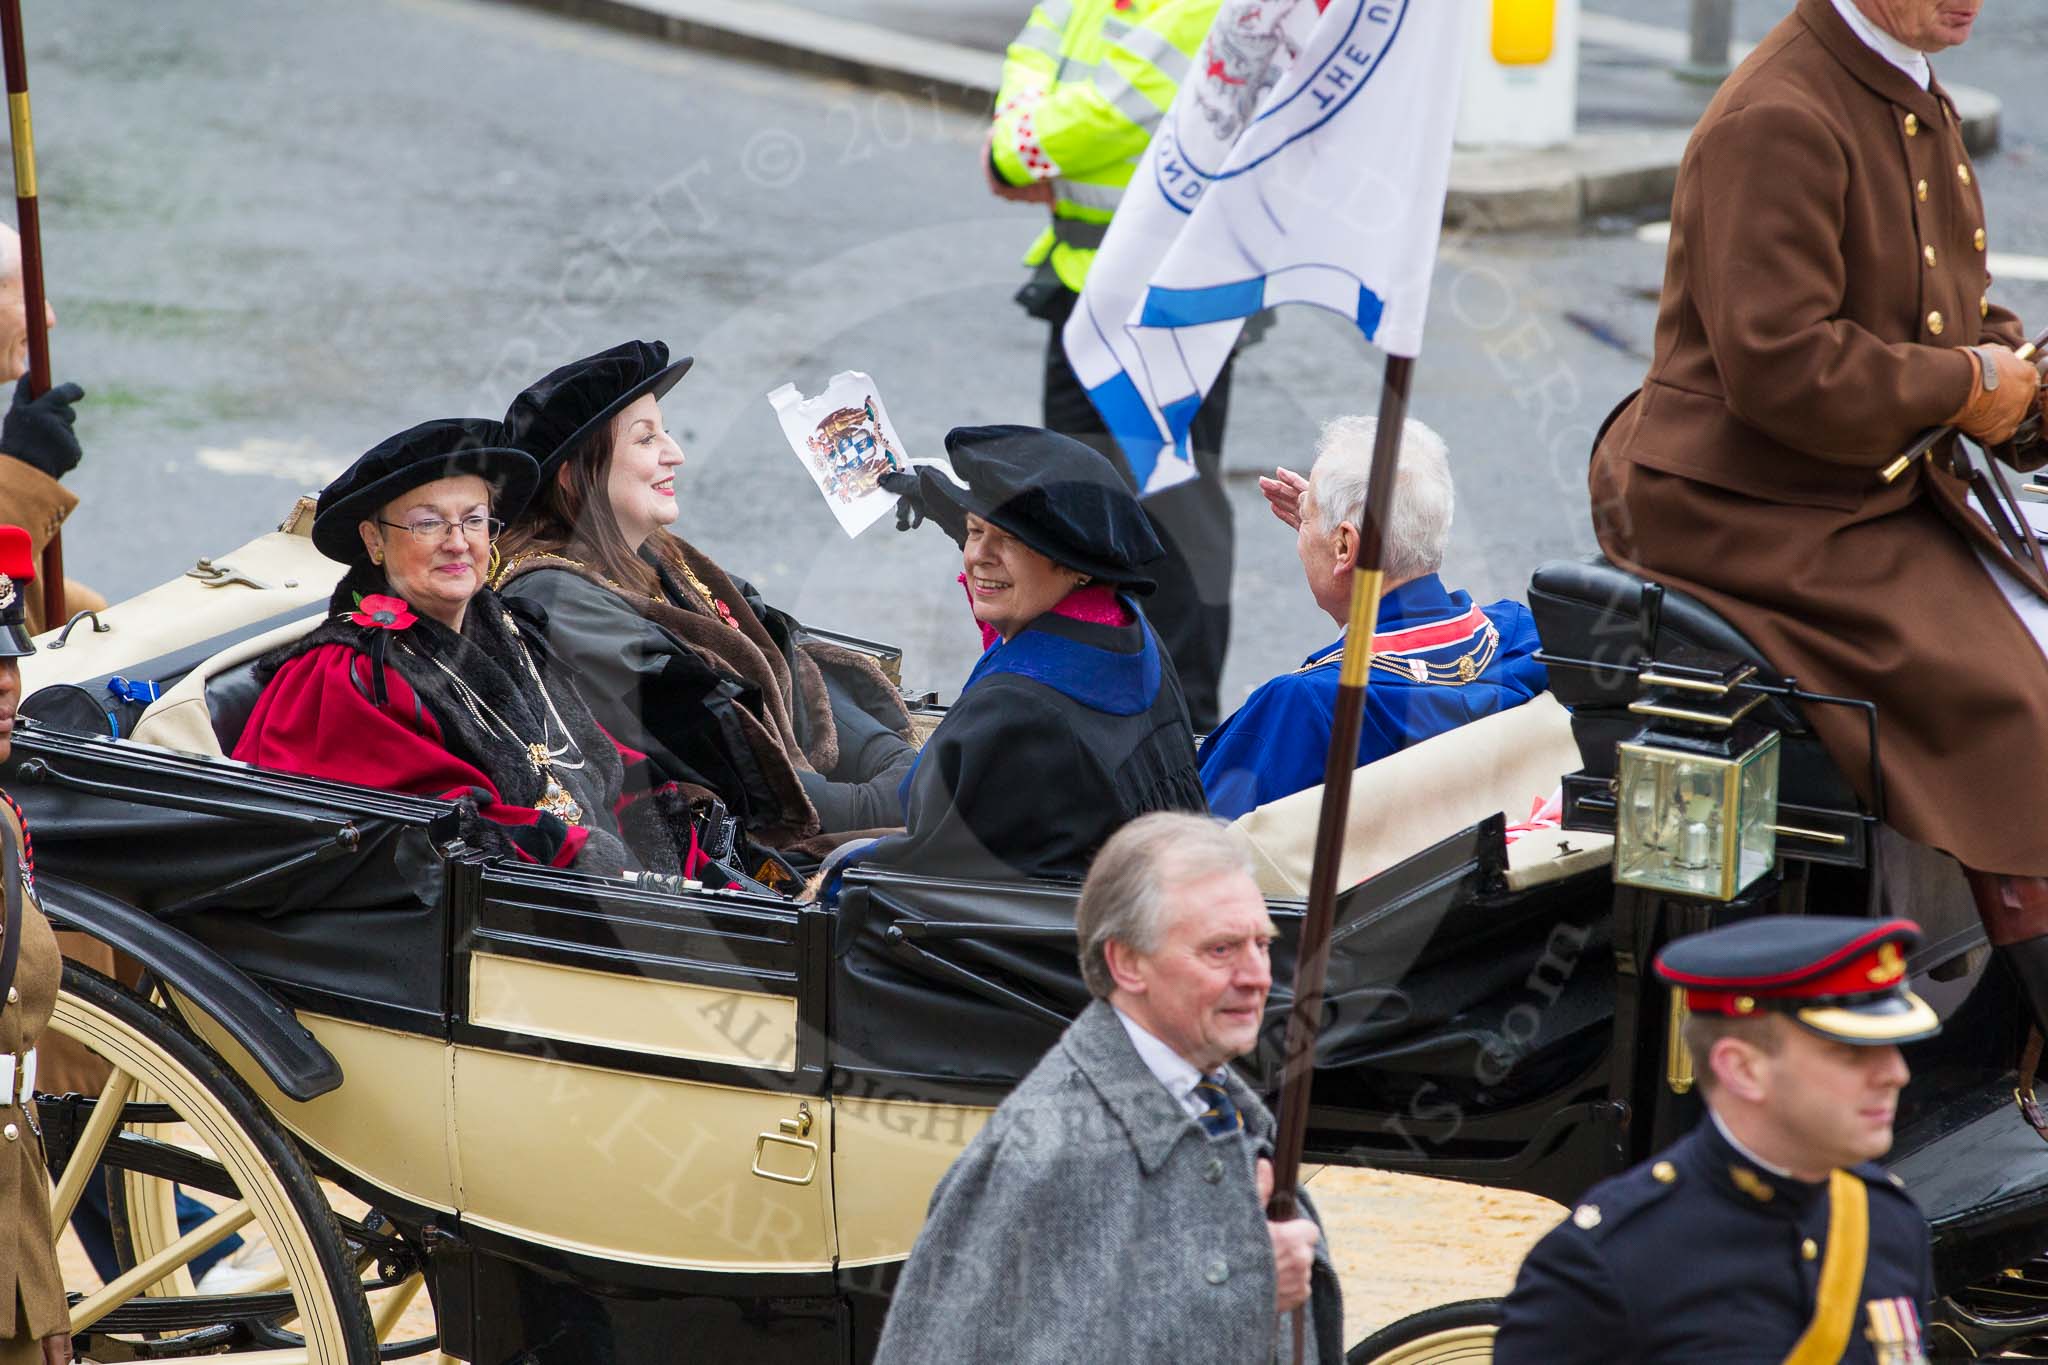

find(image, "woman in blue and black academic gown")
[234,419,694,877]
[857,425,1207,883]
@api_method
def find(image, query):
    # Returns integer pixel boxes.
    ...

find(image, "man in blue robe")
[1198,416,1548,820]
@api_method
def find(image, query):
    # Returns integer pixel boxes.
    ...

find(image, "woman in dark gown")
[854,424,1208,884]
[235,419,694,877]
[492,341,914,871]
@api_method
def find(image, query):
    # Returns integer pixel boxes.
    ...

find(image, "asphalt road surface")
[23,0,2048,709]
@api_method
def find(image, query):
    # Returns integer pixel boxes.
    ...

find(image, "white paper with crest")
[768,371,910,538]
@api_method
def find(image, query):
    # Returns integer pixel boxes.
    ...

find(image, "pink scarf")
[957,576,1131,650]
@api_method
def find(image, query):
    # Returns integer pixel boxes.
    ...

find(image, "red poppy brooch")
[350,593,417,631]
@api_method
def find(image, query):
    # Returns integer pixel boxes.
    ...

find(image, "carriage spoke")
[49,1066,138,1227]
[71,1199,256,1332]
[371,1272,426,1338]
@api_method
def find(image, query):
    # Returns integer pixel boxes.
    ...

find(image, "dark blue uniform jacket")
[1496,1118,1934,1364]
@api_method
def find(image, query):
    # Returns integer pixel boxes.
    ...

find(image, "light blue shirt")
[1112,1004,1209,1120]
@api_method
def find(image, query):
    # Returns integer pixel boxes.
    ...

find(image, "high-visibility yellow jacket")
[991,0,1221,293]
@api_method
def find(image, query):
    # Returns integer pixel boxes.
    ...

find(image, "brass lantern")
[1614,664,1782,902]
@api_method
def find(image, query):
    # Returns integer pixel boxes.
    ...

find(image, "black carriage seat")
[1527,556,1860,811]
[128,616,322,758]
[204,657,271,754]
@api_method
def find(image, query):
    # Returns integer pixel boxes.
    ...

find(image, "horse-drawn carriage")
[12,500,2048,1363]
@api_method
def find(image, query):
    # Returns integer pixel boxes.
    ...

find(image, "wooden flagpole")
[1266,351,1414,1361]
[0,0,62,627]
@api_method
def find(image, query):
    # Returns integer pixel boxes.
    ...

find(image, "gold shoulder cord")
[1779,1171,1870,1365]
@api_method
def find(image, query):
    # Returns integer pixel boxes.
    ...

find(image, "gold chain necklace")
[1306,621,1501,687]
[674,559,742,629]
[406,632,588,826]
[497,548,741,630]
[1369,622,1500,686]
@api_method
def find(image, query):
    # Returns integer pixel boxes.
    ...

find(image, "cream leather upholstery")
[1229,691,1613,898]
[20,496,335,695]
[129,615,324,758]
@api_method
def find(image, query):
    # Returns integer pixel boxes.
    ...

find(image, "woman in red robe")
[234,417,687,875]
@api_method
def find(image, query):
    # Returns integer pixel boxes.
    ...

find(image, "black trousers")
[1039,287,1235,730]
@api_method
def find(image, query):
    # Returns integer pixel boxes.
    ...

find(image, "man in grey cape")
[874,812,1343,1363]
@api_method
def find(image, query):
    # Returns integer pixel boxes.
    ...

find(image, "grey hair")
[1076,812,1256,999]
[1306,415,1454,584]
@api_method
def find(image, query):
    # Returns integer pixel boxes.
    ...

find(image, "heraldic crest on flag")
[1066,0,1471,493]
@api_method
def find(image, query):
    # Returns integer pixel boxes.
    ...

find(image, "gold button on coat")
[1652,1161,1677,1184]
[1983,295,1992,318]
[1975,228,1987,251]
[4,985,14,1004]
[2,1122,16,1142]
[1928,311,1945,335]
[1924,245,1937,268]
[1917,179,1928,202]
[1904,113,1919,137]
[1801,1238,1818,1261]
[1958,163,1972,186]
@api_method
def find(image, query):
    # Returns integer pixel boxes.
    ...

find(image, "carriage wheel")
[1346,1299,1501,1364]
[37,963,383,1364]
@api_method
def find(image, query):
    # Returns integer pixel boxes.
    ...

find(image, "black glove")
[879,469,926,532]
[1,377,85,480]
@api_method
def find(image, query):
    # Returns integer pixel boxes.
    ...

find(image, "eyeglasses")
[377,515,504,543]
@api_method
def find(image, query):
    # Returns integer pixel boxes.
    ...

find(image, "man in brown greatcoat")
[1590,0,2048,1028]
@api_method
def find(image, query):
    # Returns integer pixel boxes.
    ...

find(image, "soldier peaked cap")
[500,339,694,478]
[311,418,541,566]
[0,524,36,657]
[1655,915,1940,1045]
[908,424,1166,595]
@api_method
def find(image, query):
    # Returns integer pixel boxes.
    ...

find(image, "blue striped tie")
[1195,1074,1244,1140]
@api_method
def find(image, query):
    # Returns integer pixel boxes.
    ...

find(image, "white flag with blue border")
[1065,0,1471,493]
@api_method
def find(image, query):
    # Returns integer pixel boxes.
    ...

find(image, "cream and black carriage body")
[11,512,2048,1363]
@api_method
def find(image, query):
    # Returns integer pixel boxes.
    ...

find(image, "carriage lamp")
[1613,665,1782,903]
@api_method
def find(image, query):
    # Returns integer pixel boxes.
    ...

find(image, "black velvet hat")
[908,425,1164,594]
[500,340,694,477]
[311,418,541,566]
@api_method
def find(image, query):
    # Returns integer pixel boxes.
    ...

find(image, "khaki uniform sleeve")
[0,800,69,1345]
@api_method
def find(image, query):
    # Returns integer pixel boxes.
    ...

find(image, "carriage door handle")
[751,1101,818,1186]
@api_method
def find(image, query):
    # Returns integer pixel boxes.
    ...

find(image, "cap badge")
[1868,942,1906,985]
[0,573,15,612]
[1729,1165,1776,1203]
